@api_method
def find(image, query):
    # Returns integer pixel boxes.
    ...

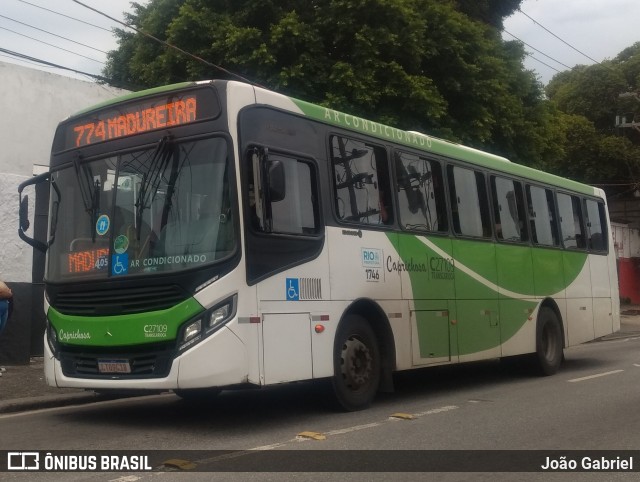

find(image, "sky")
[0,0,639,87]
[503,0,640,84]
[0,0,147,81]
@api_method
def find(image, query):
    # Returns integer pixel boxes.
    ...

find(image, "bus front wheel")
[331,314,381,411]
[532,307,563,376]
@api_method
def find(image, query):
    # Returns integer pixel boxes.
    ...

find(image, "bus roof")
[64,80,598,198]
[283,92,596,197]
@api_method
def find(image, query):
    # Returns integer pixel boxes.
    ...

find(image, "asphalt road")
[2,332,640,481]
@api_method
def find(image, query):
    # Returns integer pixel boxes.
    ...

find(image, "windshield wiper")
[73,153,101,241]
[134,136,174,240]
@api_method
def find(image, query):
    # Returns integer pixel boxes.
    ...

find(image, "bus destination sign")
[70,95,197,148]
[55,87,221,153]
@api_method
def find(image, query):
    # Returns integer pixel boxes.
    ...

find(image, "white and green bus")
[19,80,619,410]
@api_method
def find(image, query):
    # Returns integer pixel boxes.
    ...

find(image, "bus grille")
[51,285,188,316]
[59,347,174,379]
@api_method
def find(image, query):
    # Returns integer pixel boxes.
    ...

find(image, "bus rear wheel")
[331,314,381,411]
[532,307,563,376]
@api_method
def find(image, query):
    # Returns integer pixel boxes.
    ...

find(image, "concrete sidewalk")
[2,308,640,414]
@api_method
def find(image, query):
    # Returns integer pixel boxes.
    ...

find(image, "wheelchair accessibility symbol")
[112,253,129,276]
[286,278,299,301]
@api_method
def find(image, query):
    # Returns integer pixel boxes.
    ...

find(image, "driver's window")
[247,150,320,236]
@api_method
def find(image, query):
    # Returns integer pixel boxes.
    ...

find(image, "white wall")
[0,62,128,282]
[612,222,640,260]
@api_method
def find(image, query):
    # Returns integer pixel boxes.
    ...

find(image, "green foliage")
[103,0,640,189]
[546,63,627,132]
[545,45,640,187]
[105,0,554,159]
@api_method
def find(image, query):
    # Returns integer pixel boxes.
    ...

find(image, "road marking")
[129,405,460,470]
[296,406,458,441]
[413,405,458,417]
[634,364,640,368]
[568,370,624,382]
[324,422,381,436]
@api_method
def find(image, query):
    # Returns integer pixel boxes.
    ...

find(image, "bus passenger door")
[262,312,313,384]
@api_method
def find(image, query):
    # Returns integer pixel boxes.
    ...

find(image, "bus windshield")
[46,136,234,281]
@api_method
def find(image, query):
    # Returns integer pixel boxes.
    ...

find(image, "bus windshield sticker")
[114,235,129,254]
[111,253,129,276]
[95,214,110,236]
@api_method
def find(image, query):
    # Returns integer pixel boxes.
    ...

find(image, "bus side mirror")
[19,195,30,232]
[268,160,286,202]
[18,172,50,253]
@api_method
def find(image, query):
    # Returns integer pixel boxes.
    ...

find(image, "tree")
[544,44,640,190]
[546,63,627,133]
[105,0,559,163]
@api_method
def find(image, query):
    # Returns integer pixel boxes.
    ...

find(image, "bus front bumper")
[44,325,249,391]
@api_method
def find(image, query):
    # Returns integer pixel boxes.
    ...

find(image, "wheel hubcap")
[341,335,372,390]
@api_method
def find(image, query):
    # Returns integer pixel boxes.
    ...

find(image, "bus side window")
[557,192,586,249]
[490,176,528,242]
[447,165,491,238]
[394,151,447,232]
[331,136,392,225]
[584,198,608,252]
[248,150,319,236]
[526,185,558,247]
[270,157,319,235]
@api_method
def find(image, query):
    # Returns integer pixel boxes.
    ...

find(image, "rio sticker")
[96,214,110,236]
[114,234,129,254]
[361,248,382,282]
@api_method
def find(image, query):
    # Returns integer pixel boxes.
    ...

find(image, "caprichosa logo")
[58,328,91,341]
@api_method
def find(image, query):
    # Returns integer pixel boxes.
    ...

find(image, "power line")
[517,9,601,65]
[71,0,265,88]
[0,25,104,64]
[526,53,562,74]
[503,29,571,70]
[17,0,112,32]
[0,13,108,54]
[0,47,138,90]
[0,47,108,80]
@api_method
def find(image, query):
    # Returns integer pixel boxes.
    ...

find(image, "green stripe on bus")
[47,297,204,347]
[388,233,587,354]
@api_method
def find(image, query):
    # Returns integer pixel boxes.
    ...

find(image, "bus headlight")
[46,320,58,356]
[184,319,202,342]
[178,295,237,352]
[208,303,231,330]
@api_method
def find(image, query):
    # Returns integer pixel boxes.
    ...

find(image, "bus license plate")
[97,359,131,374]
